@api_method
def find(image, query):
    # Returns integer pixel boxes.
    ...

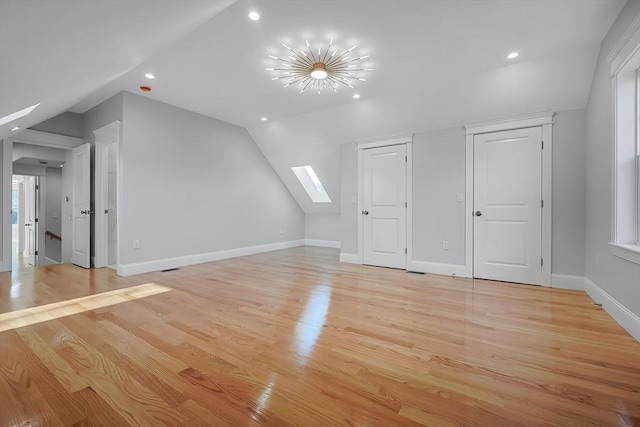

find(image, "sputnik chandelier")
[266,38,371,94]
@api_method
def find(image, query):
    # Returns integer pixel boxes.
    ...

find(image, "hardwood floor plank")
[0,247,638,425]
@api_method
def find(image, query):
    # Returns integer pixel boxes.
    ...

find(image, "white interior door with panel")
[362,144,407,269]
[72,143,91,268]
[473,127,543,285]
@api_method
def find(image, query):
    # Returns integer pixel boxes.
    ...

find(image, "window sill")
[609,243,640,265]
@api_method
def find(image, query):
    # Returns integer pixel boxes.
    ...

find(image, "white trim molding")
[119,239,305,276]
[339,252,360,264]
[355,133,413,150]
[464,111,555,135]
[408,260,469,277]
[305,239,341,248]
[464,111,554,287]
[609,243,640,264]
[6,129,83,150]
[550,274,585,290]
[584,277,640,342]
[607,14,640,76]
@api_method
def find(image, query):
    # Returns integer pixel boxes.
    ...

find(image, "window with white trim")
[611,29,640,260]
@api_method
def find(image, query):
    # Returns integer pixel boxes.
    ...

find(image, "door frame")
[464,111,554,286]
[356,134,413,268]
[93,121,121,275]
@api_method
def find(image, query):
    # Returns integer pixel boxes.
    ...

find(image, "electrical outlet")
[133,240,140,249]
[442,240,448,250]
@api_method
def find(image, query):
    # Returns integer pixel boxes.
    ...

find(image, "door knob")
[475,210,482,216]
[362,210,369,215]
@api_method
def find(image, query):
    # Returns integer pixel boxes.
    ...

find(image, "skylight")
[0,103,40,127]
[291,165,331,203]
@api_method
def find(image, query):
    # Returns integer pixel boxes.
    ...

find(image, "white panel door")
[363,144,407,269]
[72,143,91,268]
[24,176,37,266]
[474,127,543,285]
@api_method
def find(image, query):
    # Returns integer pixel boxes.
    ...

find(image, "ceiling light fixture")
[145,73,155,79]
[507,52,519,59]
[248,11,260,21]
[353,94,360,99]
[266,38,371,94]
[261,117,268,121]
[10,126,20,131]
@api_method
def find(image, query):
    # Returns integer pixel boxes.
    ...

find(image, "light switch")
[351,195,357,204]
[457,193,464,202]
[52,212,58,219]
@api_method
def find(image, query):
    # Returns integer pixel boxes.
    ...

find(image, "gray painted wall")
[118,91,304,266]
[341,143,358,254]
[553,109,587,276]
[305,214,341,242]
[341,109,588,277]
[413,127,466,265]
[584,1,640,317]
[44,168,62,262]
[29,111,83,138]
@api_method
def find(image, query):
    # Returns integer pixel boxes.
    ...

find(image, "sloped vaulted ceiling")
[1,0,626,214]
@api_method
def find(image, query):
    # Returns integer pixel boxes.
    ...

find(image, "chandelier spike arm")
[299,78,314,94]
[282,45,314,66]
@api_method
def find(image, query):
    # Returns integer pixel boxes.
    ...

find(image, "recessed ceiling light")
[261,117,267,121]
[507,52,519,59]
[0,103,40,126]
[145,73,155,79]
[353,94,360,99]
[248,11,260,21]
[10,126,20,131]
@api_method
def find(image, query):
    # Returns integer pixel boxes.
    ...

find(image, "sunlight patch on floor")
[0,283,171,332]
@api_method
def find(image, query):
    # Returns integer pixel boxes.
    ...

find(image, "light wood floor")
[0,246,638,426]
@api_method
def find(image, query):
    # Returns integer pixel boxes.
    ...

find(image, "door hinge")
[34,218,39,223]
[35,250,38,256]
[405,155,407,162]
[541,200,544,208]
[35,185,39,190]
[405,248,407,254]
[541,258,544,266]
[405,202,407,208]
[541,141,544,150]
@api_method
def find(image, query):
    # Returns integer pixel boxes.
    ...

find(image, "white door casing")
[473,127,543,285]
[362,144,407,269]
[72,143,91,268]
[24,176,37,266]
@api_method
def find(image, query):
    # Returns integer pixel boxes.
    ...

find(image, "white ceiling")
[1,0,626,214]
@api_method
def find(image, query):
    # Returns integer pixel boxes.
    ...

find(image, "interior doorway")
[11,174,35,271]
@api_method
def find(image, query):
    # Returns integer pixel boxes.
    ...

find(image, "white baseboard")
[305,239,341,249]
[119,239,305,277]
[43,256,60,265]
[584,277,640,342]
[408,260,470,277]
[550,273,584,290]
[339,252,360,264]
